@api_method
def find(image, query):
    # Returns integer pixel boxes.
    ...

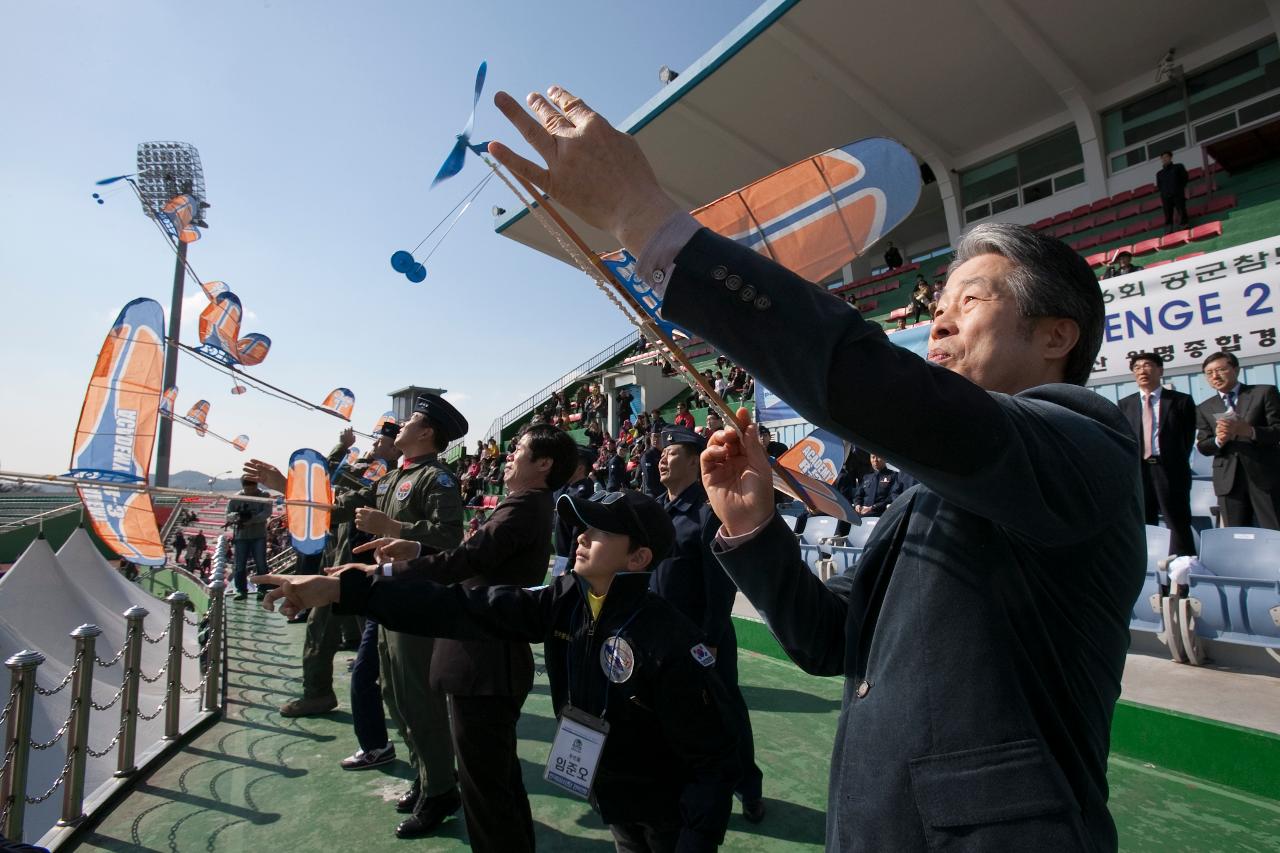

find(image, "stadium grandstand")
[2,1,1279,850]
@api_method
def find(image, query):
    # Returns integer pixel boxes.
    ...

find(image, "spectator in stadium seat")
[1156,150,1190,232]
[488,90,1143,850]
[1101,251,1142,279]
[172,529,186,565]
[883,241,903,270]
[674,401,695,429]
[909,277,932,323]
[1195,351,1280,529]
[1119,353,1197,555]
[607,444,628,492]
[705,411,724,435]
[852,455,898,517]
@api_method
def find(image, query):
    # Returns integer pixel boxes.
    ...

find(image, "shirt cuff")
[635,211,701,298]
[713,517,773,550]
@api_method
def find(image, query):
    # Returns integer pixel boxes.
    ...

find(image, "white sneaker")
[340,744,396,771]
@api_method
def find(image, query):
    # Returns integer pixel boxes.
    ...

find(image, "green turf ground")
[69,600,1280,852]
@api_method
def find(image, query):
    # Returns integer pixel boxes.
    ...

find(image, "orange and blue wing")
[286,449,332,556]
[321,388,356,421]
[196,293,243,365]
[360,459,388,484]
[200,280,228,301]
[693,138,921,284]
[235,333,271,366]
[159,386,178,415]
[232,434,250,452]
[777,429,849,486]
[68,298,167,566]
[372,411,397,434]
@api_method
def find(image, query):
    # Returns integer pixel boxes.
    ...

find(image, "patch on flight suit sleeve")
[395,480,413,501]
[690,643,716,667]
[436,472,454,488]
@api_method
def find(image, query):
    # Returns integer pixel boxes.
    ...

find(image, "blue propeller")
[431,61,488,188]
[95,174,135,186]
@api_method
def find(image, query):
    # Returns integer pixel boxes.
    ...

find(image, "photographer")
[225,476,272,601]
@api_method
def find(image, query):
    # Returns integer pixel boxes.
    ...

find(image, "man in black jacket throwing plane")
[477,85,1144,852]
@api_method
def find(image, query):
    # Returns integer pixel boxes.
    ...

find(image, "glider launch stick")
[485,158,821,514]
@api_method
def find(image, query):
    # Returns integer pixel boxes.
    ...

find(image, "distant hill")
[162,471,243,492]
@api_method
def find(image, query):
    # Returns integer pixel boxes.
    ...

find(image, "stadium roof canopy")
[496,0,1275,270]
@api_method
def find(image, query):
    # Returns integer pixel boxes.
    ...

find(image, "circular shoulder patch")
[395,480,413,502]
[436,471,454,488]
[599,636,635,683]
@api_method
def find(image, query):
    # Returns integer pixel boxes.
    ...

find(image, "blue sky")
[0,0,761,478]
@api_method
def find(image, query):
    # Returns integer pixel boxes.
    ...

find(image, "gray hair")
[953,223,1103,386]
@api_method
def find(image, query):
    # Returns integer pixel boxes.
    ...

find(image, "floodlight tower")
[136,142,210,488]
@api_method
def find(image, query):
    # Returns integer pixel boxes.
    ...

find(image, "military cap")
[414,394,468,442]
[661,425,707,451]
[556,490,675,563]
[377,420,401,438]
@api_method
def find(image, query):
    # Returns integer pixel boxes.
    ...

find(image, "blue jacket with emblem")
[336,568,742,851]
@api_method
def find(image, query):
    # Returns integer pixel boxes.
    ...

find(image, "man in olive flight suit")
[333,394,468,838]
[262,421,403,719]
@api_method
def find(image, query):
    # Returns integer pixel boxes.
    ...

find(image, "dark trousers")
[716,631,763,803]
[1220,474,1280,530]
[350,617,389,752]
[1141,462,1196,555]
[232,537,267,594]
[447,694,534,853]
[609,821,680,853]
[1161,193,1188,230]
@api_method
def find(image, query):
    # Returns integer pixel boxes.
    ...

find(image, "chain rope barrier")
[23,753,73,805]
[28,701,76,751]
[33,667,74,697]
[141,628,169,645]
[90,682,127,712]
[138,664,167,685]
[137,695,167,722]
[86,717,127,759]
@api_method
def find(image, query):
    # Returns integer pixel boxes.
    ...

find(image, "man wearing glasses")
[1195,351,1280,529]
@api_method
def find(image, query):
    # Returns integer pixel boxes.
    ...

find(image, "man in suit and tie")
[488,86,1144,851]
[1194,351,1280,529]
[852,454,898,518]
[1118,353,1197,553]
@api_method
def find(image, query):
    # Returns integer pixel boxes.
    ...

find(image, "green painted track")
[69,602,1280,851]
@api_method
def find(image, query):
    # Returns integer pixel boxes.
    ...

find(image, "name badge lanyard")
[547,602,642,798]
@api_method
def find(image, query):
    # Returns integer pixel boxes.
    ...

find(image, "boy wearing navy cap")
[257,490,743,852]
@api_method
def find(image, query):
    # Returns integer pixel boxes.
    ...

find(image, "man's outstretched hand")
[701,419,776,538]
[488,87,682,253]
[352,538,421,564]
[242,459,286,492]
[252,574,341,619]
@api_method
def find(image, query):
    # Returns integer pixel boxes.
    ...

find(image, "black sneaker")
[340,744,396,771]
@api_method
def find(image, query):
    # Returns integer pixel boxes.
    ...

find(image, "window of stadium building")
[1103,39,1280,174]
[960,126,1085,223]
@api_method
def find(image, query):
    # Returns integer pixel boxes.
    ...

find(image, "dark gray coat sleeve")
[662,228,1137,547]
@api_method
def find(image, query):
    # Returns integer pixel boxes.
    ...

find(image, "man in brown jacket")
[344,423,580,852]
